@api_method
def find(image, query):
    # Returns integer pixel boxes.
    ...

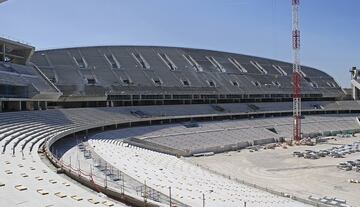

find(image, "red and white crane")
[292,0,302,142]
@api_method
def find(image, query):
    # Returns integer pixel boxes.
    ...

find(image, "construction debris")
[338,159,360,172]
[308,195,351,207]
[294,141,360,159]
[348,179,360,184]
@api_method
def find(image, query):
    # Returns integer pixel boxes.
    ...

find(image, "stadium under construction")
[0,1,360,207]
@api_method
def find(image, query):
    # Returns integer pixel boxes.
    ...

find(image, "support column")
[352,85,359,100]
[0,101,2,112]
[2,43,5,62]
[34,101,40,110]
[40,101,48,110]
[350,67,359,100]
[25,101,33,111]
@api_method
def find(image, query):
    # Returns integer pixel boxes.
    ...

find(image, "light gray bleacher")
[122,114,360,155]
[0,104,232,207]
[274,115,360,138]
[0,109,134,207]
[0,62,60,98]
[93,101,359,118]
[87,139,310,207]
[0,102,360,207]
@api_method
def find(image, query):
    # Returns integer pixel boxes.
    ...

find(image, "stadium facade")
[0,37,346,111]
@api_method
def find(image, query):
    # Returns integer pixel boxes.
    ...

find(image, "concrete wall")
[253,138,276,146]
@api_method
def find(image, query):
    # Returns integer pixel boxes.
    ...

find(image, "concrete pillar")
[351,67,359,100]
[353,85,359,100]
[2,43,5,62]
[0,101,2,112]
[34,101,40,110]
[40,101,48,110]
[18,101,22,111]
[25,101,34,111]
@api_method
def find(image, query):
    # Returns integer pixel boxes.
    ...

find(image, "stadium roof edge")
[35,44,320,69]
[0,36,34,50]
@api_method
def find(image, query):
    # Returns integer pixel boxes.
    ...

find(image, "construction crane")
[292,0,302,142]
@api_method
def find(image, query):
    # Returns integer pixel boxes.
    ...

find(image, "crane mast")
[292,0,301,142]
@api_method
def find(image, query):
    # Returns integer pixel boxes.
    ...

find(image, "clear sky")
[1,0,359,87]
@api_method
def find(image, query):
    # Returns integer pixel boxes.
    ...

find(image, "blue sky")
[1,0,359,87]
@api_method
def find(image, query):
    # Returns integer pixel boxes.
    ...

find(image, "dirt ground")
[187,136,360,207]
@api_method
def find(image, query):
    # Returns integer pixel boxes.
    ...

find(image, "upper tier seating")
[31,46,343,99]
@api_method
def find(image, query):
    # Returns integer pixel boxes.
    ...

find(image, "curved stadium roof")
[30,46,343,100]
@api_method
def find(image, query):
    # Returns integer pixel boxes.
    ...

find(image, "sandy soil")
[187,136,360,207]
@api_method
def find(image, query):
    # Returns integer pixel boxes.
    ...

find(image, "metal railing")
[48,137,189,207]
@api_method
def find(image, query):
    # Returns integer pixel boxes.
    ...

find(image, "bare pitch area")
[187,136,360,207]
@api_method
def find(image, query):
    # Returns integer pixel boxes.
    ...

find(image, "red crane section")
[292,0,302,142]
